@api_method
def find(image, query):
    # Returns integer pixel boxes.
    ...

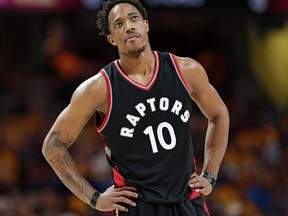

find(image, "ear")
[107,34,117,46]
[144,20,149,32]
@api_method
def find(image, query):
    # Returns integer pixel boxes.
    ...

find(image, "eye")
[131,15,140,21]
[115,22,123,28]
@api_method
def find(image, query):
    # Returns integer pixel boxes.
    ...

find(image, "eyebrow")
[112,12,140,25]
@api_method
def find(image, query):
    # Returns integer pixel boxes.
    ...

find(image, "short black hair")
[97,0,148,37]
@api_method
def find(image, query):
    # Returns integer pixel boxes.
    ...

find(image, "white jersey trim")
[114,51,160,91]
[96,70,113,132]
[169,53,193,98]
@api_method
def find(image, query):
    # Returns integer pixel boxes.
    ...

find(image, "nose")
[125,20,134,32]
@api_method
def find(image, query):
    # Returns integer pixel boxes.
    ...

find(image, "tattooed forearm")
[46,131,73,150]
[43,131,95,204]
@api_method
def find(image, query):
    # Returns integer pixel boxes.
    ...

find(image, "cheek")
[111,34,124,45]
[142,29,149,40]
[144,21,149,32]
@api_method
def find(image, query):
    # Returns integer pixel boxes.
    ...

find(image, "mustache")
[124,32,141,43]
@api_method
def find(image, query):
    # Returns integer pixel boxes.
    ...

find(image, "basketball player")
[42,0,229,215]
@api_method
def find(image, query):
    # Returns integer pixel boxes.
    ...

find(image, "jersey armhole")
[169,53,193,96]
[96,70,112,132]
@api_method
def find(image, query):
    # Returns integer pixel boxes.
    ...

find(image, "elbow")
[219,105,230,130]
[42,141,49,160]
[42,136,51,161]
[211,105,230,127]
[222,105,230,124]
[218,106,230,138]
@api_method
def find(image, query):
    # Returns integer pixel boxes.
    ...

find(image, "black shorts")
[111,192,210,216]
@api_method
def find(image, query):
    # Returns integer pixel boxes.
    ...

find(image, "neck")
[119,45,155,76]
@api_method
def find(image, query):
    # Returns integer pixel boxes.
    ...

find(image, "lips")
[125,32,141,43]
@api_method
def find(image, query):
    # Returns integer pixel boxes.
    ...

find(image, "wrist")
[201,171,217,188]
[90,191,101,209]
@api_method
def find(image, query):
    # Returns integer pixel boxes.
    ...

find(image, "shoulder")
[173,55,205,76]
[173,55,209,94]
[75,72,106,96]
[71,71,107,112]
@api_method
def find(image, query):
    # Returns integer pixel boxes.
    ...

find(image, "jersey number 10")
[143,122,176,153]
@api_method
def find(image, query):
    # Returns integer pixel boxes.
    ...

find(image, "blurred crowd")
[0,7,287,216]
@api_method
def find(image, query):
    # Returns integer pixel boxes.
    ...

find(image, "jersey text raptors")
[96,51,195,203]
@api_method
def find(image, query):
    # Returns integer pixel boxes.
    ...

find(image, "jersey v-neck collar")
[113,51,159,91]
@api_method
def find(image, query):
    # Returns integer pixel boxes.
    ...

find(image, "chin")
[128,45,146,57]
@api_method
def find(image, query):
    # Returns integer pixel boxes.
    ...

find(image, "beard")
[127,44,146,57]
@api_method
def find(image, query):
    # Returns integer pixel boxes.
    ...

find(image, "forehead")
[108,3,140,23]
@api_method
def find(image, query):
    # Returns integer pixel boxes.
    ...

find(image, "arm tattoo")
[46,131,73,150]
[44,131,94,204]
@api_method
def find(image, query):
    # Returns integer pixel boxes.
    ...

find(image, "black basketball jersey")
[96,51,195,203]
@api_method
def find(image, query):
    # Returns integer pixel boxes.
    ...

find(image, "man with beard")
[42,0,230,215]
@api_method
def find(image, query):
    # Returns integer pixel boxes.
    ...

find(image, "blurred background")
[0,0,287,215]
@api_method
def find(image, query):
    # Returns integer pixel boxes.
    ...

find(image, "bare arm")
[42,73,138,211]
[42,73,106,204]
[176,56,230,193]
[192,81,229,177]
[43,129,96,204]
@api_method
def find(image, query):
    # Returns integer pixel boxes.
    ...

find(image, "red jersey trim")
[189,192,210,215]
[169,53,192,96]
[112,167,126,187]
[113,51,159,91]
[204,201,210,216]
[189,190,201,199]
[96,70,112,132]
[96,132,112,159]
